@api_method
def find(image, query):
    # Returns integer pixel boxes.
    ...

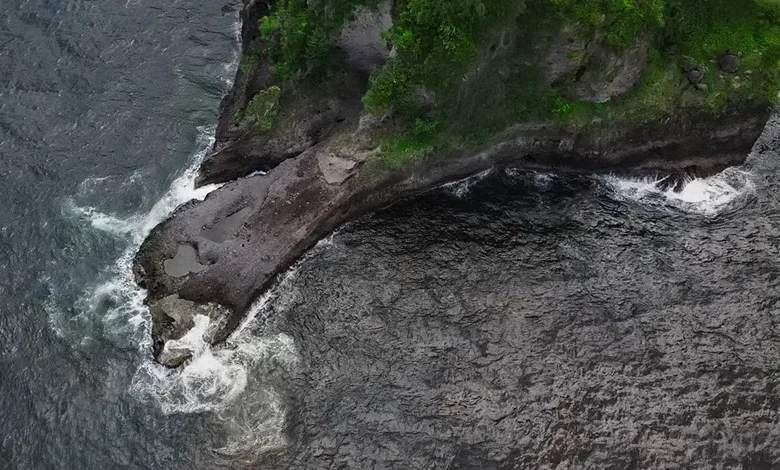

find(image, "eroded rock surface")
[337,0,393,73]
[251,124,780,466]
[570,35,652,103]
[135,107,770,363]
[544,27,651,103]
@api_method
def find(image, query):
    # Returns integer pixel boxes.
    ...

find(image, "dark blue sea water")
[0,1,244,467]
[5,1,780,468]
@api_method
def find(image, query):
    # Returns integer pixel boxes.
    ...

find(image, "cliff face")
[134,0,773,366]
[199,0,391,186]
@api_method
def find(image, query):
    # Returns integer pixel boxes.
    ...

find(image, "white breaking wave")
[600,167,754,215]
[442,168,493,198]
[50,11,295,459]
[65,144,221,244]
[54,126,221,348]
[129,271,301,456]
[58,123,298,456]
[129,317,297,416]
[128,269,300,415]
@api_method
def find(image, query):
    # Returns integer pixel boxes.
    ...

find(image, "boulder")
[543,26,652,103]
[148,294,231,366]
[718,53,741,74]
[569,35,652,103]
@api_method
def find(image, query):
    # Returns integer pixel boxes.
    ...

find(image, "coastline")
[133,0,772,366]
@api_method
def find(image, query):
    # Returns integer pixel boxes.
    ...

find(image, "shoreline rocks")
[133,0,773,366]
[134,104,769,365]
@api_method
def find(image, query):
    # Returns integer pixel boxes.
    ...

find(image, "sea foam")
[600,167,754,215]
[50,12,296,458]
[55,124,298,457]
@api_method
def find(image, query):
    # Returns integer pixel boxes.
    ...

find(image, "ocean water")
[4,1,780,468]
[0,1,257,467]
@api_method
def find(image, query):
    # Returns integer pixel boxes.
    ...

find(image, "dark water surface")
[1,1,241,467]
[4,1,780,469]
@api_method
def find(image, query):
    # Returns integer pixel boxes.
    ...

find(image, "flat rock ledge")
[133,106,770,367]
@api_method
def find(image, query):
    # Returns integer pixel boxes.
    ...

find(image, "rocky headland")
[134,0,779,366]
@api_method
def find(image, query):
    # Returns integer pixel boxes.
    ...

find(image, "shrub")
[243,86,282,130]
[261,0,377,80]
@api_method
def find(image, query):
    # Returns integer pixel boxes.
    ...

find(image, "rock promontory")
[135,0,780,365]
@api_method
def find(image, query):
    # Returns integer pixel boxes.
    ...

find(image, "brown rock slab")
[318,153,360,185]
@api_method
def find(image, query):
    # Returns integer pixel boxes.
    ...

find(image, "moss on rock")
[236,85,281,130]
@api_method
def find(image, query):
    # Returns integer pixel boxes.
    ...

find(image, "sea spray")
[128,316,297,415]
[52,126,221,348]
[129,270,301,456]
[442,169,494,198]
[54,121,303,456]
[600,167,754,215]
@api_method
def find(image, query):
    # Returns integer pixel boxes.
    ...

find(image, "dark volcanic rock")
[130,1,780,466]
[544,26,651,103]
[248,129,780,466]
[570,34,652,103]
[200,72,367,186]
[134,106,770,362]
[686,65,707,88]
[134,1,772,364]
[199,0,388,186]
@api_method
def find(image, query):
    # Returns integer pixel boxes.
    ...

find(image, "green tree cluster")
[258,0,377,79]
[243,0,780,160]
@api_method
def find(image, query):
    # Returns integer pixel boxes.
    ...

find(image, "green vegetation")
[547,0,780,127]
[239,0,780,163]
[365,0,780,161]
[551,0,665,48]
[256,0,377,79]
[235,86,281,130]
[234,0,375,130]
[662,0,780,102]
[363,0,527,118]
